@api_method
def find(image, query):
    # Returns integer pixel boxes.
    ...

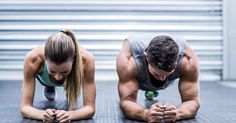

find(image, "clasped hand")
[42,109,71,123]
[145,102,177,123]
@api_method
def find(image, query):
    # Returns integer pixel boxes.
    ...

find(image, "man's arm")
[176,44,200,120]
[116,40,148,121]
[118,78,148,121]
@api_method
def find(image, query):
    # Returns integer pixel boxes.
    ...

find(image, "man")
[116,34,200,122]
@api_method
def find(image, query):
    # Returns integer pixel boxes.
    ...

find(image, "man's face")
[144,51,175,81]
[148,63,175,81]
[47,59,73,83]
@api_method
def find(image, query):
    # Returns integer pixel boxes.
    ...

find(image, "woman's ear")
[144,52,148,61]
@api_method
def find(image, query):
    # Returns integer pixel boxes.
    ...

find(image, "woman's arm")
[67,52,96,120]
[20,52,46,120]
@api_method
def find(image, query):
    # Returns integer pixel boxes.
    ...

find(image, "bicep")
[178,78,199,102]
[21,59,36,107]
[21,78,35,107]
[179,58,200,102]
[117,57,138,102]
[116,40,138,102]
[82,55,96,106]
[82,80,96,106]
[118,79,139,102]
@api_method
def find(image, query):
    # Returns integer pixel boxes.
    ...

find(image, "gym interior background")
[0,0,236,123]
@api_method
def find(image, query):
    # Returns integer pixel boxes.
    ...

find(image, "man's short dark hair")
[146,35,179,72]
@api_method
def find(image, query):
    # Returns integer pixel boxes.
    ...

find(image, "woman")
[20,29,96,122]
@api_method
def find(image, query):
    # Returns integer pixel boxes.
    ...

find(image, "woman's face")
[47,59,73,83]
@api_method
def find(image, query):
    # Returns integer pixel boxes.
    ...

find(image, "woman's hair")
[146,35,179,72]
[45,29,84,110]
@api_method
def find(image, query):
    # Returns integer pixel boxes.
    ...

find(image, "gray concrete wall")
[223,0,236,80]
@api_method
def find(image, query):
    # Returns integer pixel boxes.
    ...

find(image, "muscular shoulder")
[80,46,95,76]
[24,46,44,76]
[180,44,199,81]
[79,46,95,83]
[80,46,95,68]
[116,40,137,82]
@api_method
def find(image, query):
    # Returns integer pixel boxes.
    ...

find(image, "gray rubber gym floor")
[0,80,236,123]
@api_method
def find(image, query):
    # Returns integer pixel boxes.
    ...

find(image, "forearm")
[120,100,146,121]
[176,100,200,120]
[20,105,44,120]
[68,105,95,120]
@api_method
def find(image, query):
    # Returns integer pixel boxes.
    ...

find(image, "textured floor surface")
[0,80,236,123]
